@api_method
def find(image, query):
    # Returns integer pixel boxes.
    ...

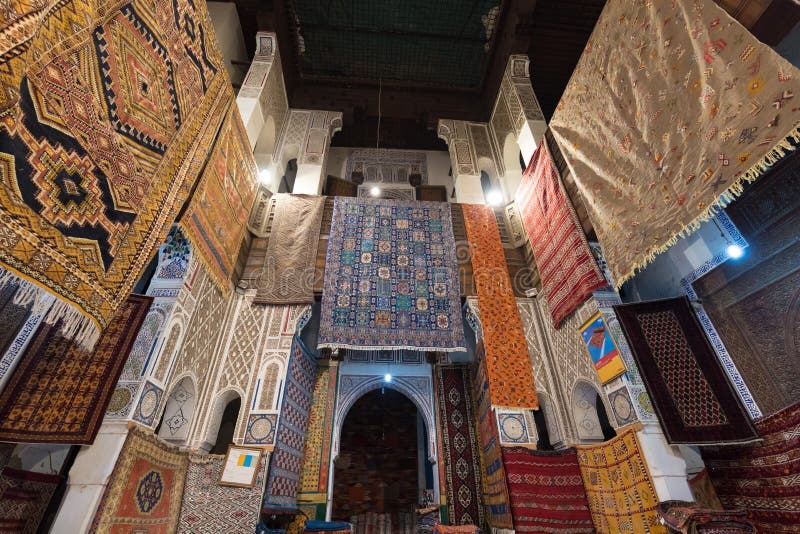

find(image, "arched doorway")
[572,380,616,442]
[331,388,426,526]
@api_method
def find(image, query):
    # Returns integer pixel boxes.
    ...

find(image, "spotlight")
[258,168,271,184]
[486,190,503,206]
[370,186,381,197]
[384,373,392,383]
[726,243,744,259]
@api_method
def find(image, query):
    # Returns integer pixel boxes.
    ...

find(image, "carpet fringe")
[615,121,800,289]
[0,267,99,350]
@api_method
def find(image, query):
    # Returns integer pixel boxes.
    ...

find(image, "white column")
[236,32,279,150]
[438,119,488,204]
[0,292,54,392]
[637,423,693,501]
[50,422,130,534]
[276,110,343,195]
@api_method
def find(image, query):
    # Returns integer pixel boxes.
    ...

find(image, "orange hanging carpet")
[514,142,606,328]
[181,103,258,296]
[461,204,537,409]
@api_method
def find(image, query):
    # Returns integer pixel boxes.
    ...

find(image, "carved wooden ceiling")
[224,0,799,150]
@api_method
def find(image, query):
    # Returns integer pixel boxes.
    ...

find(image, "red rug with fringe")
[703,402,800,533]
[501,446,594,533]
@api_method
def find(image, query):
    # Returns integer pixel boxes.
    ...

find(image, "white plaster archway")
[537,390,563,447]
[202,387,245,451]
[571,380,607,442]
[331,374,437,463]
[157,374,196,444]
[502,132,525,199]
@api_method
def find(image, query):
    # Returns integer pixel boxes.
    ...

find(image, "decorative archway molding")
[332,373,437,463]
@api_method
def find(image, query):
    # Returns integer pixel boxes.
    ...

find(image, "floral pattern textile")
[320,197,465,352]
[550,0,800,286]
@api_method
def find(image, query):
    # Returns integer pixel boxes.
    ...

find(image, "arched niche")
[571,380,615,442]
[204,388,244,453]
[332,374,437,463]
[537,390,563,448]
[156,375,196,444]
[501,132,525,199]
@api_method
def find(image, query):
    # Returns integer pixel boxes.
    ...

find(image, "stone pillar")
[637,423,694,501]
[275,110,343,195]
[51,421,129,534]
[236,32,279,150]
[437,119,485,204]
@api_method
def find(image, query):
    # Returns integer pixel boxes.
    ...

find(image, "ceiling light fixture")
[726,243,744,259]
[370,186,381,197]
[258,168,271,184]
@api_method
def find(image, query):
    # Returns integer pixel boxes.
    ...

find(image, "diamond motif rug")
[576,427,665,534]
[320,197,465,352]
[0,466,60,534]
[514,142,606,328]
[254,194,325,305]
[181,102,258,295]
[296,362,337,519]
[614,297,758,445]
[436,365,484,527]
[0,0,230,333]
[550,0,800,287]
[471,342,513,530]
[501,447,594,533]
[462,204,537,409]
[702,402,800,533]
[264,336,317,509]
[92,425,189,533]
[178,454,267,534]
[0,293,152,444]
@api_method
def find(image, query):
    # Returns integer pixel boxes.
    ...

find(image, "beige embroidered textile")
[550,0,800,286]
[254,194,325,304]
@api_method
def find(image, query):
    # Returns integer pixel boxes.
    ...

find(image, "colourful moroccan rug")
[0,466,60,533]
[177,454,267,534]
[501,447,594,533]
[0,294,152,444]
[181,102,258,295]
[614,297,758,445]
[462,204,537,409]
[254,194,325,305]
[92,425,189,533]
[0,0,230,334]
[514,142,606,328]
[702,402,800,532]
[319,197,465,352]
[657,501,755,533]
[436,365,484,527]
[264,336,317,509]
[576,427,664,534]
[471,341,513,530]
[550,0,800,287]
[296,362,337,520]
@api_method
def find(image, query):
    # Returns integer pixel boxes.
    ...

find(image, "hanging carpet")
[501,447,594,533]
[319,197,465,352]
[462,204,537,409]
[576,427,665,534]
[0,293,151,444]
[91,425,189,533]
[264,336,317,509]
[0,466,60,534]
[435,365,485,527]
[702,402,800,532]
[614,297,757,445]
[514,142,606,328]
[549,0,800,287]
[0,0,230,340]
[178,454,268,534]
[254,194,325,305]
[181,102,258,296]
[471,342,513,530]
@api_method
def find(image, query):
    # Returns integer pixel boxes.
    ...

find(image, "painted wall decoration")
[579,311,626,384]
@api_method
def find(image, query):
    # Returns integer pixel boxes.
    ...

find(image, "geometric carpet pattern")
[0,0,229,330]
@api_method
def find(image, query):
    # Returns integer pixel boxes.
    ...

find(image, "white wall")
[208,2,249,87]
